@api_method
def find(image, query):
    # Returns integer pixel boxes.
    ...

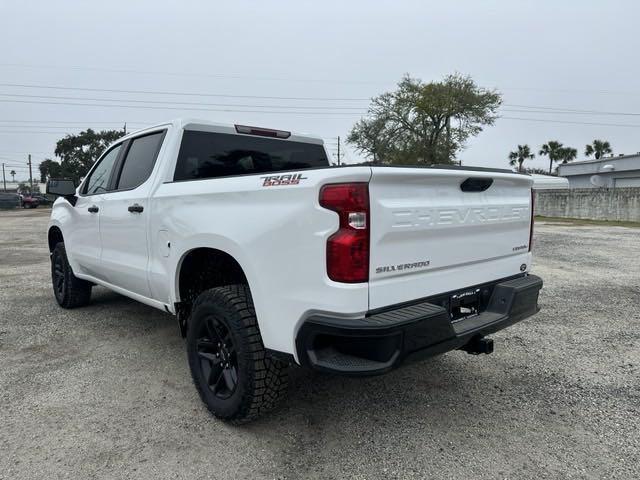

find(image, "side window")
[82,144,122,195]
[116,131,165,190]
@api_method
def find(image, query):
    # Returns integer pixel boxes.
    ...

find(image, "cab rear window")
[173,130,329,181]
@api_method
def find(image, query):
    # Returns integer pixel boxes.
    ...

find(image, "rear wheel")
[51,242,92,308]
[187,285,288,424]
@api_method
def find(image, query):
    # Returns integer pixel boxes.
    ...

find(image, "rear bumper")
[295,274,543,375]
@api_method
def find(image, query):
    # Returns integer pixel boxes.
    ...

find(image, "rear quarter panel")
[149,166,372,356]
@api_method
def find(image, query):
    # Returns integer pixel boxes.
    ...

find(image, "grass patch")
[535,216,640,228]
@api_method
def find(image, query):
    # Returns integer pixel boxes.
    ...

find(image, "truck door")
[98,130,166,298]
[68,143,123,279]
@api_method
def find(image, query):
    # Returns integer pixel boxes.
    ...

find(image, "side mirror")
[47,178,76,196]
[47,179,77,205]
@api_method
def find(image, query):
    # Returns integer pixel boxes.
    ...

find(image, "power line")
[0,124,138,131]
[0,125,117,130]
[0,120,148,125]
[0,98,367,115]
[3,112,640,133]
[503,104,640,117]
[0,82,371,102]
[2,89,639,118]
[500,116,640,128]
[0,130,70,134]
[1,161,50,168]
[0,150,53,154]
[0,63,390,86]
[0,102,638,131]
[0,92,368,110]
[4,85,640,118]
[0,166,46,172]
[498,85,640,96]
[0,117,637,132]
[0,117,638,133]
[6,63,640,95]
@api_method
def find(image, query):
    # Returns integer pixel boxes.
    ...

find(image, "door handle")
[88,205,99,213]
[128,203,144,213]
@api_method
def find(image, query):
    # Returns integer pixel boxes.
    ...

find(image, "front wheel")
[51,242,92,308]
[187,285,289,424]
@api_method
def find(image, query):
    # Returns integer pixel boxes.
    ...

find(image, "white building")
[557,153,640,188]
[530,174,569,190]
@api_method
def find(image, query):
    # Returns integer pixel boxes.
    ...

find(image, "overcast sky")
[1,0,639,179]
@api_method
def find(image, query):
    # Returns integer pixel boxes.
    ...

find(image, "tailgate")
[368,167,533,309]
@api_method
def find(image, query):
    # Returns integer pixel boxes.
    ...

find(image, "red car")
[19,193,40,208]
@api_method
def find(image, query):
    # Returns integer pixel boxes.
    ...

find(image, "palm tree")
[560,147,577,164]
[9,170,16,182]
[585,140,612,159]
[539,141,565,174]
[508,144,535,172]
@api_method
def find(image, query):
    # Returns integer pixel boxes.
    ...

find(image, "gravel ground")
[0,208,638,480]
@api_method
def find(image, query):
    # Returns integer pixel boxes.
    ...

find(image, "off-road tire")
[187,285,289,424]
[51,242,92,308]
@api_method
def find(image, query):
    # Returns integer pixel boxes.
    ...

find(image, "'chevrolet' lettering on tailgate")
[391,205,529,228]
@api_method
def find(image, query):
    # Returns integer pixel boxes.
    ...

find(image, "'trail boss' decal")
[261,173,307,187]
[376,260,430,274]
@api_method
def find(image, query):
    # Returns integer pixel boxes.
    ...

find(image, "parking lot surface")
[1,208,638,479]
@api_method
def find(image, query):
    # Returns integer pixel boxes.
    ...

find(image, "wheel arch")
[47,225,64,253]
[173,246,257,336]
[176,247,251,299]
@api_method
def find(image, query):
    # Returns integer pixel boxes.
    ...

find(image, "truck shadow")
[242,353,542,476]
[78,287,180,340]
[82,287,538,451]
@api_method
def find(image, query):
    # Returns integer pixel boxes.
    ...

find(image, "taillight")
[319,183,370,283]
[529,189,535,252]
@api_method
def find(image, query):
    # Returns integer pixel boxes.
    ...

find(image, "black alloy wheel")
[50,242,92,308]
[52,250,66,301]
[195,316,239,400]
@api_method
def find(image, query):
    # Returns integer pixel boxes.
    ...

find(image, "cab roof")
[120,118,324,145]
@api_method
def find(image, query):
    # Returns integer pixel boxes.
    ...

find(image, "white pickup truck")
[47,118,542,423]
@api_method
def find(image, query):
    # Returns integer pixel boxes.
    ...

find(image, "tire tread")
[188,285,288,424]
[52,243,92,309]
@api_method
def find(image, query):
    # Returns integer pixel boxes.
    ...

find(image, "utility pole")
[337,136,341,166]
[446,116,453,164]
[123,122,127,135]
[2,163,6,192]
[28,154,33,192]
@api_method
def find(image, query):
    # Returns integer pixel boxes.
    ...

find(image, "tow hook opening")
[461,336,494,355]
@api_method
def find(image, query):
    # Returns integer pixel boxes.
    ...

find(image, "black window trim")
[110,129,167,193]
[107,138,132,192]
[78,129,167,197]
[79,142,126,197]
